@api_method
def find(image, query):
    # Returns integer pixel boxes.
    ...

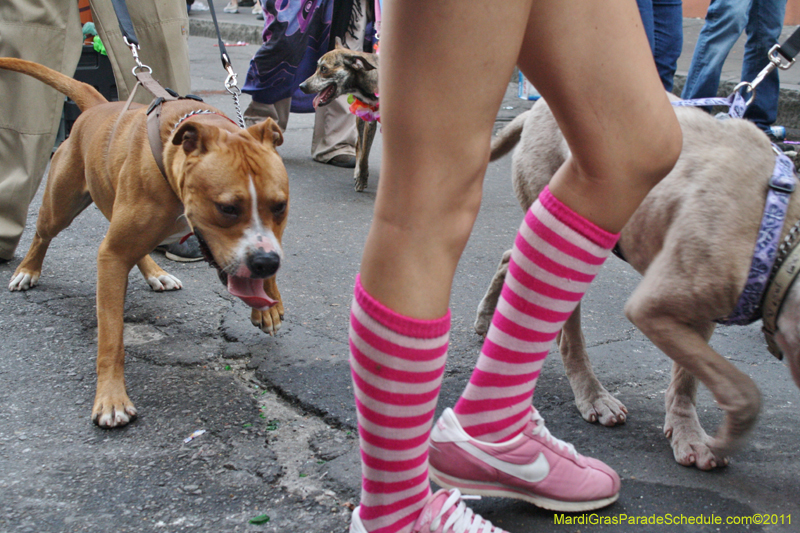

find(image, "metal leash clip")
[735,44,796,108]
[222,53,245,129]
[124,35,152,76]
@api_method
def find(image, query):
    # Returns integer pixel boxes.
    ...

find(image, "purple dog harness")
[671,93,798,325]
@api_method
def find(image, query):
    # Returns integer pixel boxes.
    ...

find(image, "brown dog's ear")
[246,117,284,148]
[343,54,377,72]
[334,36,347,50]
[172,122,215,155]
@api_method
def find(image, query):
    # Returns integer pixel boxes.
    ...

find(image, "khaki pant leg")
[244,98,291,131]
[310,0,369,162]
[90,0,190,105]
[0,0,83,259]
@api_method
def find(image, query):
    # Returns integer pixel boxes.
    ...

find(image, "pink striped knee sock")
[349,275,450,533]
[453,186,619,442]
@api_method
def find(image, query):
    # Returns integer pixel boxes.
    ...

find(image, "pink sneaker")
[429,408,620,512]
[350,489,507,533]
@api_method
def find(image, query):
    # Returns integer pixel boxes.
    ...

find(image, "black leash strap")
[776,26,800,63]
[207,0,232,73]
[111,0,138,47]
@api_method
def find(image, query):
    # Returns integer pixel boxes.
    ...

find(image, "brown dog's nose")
[299,80,310,94]
[248,250,281,278]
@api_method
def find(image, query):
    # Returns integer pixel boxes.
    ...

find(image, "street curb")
[189,18,263,45]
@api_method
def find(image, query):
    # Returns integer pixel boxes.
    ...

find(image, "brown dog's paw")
[146,273,183,292]
[251,305,284,336]
[92,391,138,428]
[8,269,40,291]
[354,170,368,193]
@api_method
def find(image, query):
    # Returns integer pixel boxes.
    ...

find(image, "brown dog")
[2,58,289,428]
[478,96,800,470]
[299,38,379,192]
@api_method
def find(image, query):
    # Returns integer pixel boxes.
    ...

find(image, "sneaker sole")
[164,251,204,263]
[429,465,619,513]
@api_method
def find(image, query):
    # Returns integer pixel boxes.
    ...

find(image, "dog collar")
[716,148,796,330]
[761,218,800,359]
[170,109,238,136]
[347,94,380,122]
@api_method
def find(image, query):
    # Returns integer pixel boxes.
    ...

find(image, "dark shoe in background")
[156,235,204,263]
[324,154,356,168]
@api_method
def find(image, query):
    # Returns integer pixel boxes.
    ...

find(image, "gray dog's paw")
[664,411,728,470]
[575,388,628,426]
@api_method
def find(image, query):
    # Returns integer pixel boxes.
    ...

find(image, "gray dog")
[477,96,800,470]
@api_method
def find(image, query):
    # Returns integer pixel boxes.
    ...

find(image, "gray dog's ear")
[344,54,377,72]
[246,117,284,148]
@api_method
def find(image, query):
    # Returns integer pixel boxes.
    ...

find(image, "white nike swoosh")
[456,442,550,483]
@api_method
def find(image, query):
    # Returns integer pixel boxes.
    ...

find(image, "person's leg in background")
[349,0,681,531]
[0,0,83,263]
[311,0,369,167]
[245,97,292,131]
[637,0,656,51]
[681,0,751,101]
[741,0,787,133]
[90,0,199,261]
[653,0,684,92]
[90,0,191,106]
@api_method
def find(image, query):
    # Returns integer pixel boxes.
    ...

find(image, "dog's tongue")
[227,275,277,310]
[312,85,335,109]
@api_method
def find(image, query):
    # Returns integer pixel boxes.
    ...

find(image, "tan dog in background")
[299,38,379,192]
[479,96,800,470]
[1,58,289,428]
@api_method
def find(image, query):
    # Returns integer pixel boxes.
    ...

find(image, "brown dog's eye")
[319,65,328,74]
[271,202,287,216]
[217,203,240,218]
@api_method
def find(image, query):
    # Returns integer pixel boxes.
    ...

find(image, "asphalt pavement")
[1,6,800,533]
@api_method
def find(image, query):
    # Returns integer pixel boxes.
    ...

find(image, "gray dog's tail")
[490,110,528,162]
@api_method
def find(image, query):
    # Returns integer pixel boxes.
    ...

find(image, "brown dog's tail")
[0,57,107,111]
[490,110,528,162]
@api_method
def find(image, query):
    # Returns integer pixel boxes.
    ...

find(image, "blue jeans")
[681,0,787,130]
[637,0,684,92]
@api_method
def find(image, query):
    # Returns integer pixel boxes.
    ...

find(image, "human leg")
[653,0,684,92]
[244,98,291,131]
[681,0,751,101]
[0,0,83,261]
[90,0,191,105]
[741,0,787,130]
[350,0,680,531]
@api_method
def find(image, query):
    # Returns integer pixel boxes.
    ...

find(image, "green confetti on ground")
[224,365,232,371]
[249,514,270,525]
[243,423,253,428]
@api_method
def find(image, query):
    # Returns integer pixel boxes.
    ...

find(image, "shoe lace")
[530,410,578,458]
[429,490,501,533]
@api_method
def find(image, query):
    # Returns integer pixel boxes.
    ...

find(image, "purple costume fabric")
[242,0,334,113]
